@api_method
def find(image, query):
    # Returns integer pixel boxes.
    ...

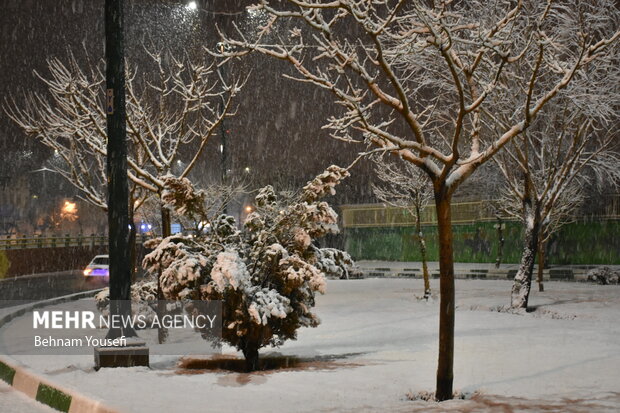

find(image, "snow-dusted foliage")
[161,175,206,220]
[142,165,352,369]
[94,278,159,325]
[314,248,362,280]
[302,165,350,202]
[587,267,620,285]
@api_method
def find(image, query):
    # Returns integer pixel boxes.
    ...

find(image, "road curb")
[0,289,122,413]
[0,289,104,329]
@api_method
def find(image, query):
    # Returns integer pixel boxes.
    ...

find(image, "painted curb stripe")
[12,367,41,398]
[36,382,72,412]
[0,288,123,413]
[0,359,16,384]
[1,358,123,413]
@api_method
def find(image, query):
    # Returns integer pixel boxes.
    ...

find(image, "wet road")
[0,271,107,306]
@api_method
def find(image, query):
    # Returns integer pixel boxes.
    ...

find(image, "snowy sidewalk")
[1,279,620,412]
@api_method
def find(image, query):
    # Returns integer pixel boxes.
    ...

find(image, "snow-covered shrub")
[143,165,352,370]
[161,175,207,221]
[315,248,362,279]
[94,278,159,325]
[586,267,620,285]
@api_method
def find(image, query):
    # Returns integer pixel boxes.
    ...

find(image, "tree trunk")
[242,343,260,372]
[161,206,171,238]
[421,236,431,299]
[495,215,504,269]
[434,192,455,401]
[511,206,540,309]
[157,204,172,343]
[414,204,431,299]
[537,239,545,292]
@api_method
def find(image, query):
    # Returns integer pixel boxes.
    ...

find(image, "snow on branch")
[216,0,620,193]
[6,47,243,213]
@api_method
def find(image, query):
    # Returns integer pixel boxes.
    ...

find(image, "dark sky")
[0,0,376,210]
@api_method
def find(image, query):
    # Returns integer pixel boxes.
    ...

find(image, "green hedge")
[0,250,10,279]
[344,219,620,265]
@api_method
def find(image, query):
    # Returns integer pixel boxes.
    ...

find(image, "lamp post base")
[94,339,149,369]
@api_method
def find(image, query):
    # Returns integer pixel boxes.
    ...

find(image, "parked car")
[83,255,109,278]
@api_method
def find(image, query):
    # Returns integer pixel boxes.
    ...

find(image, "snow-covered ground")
[5,279,620,412]
[0,381,57,413]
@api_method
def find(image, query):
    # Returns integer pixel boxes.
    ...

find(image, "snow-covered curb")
[0,289,121,413]
[0,357,120,413]
[0,289,103,328]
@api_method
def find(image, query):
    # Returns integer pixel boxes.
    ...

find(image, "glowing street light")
[61,200,78,222]
[186,1,197,11]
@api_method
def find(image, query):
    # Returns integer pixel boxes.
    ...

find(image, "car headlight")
[84,268,93,276]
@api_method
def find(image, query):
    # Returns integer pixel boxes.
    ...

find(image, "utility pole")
[96,0,148,368]
[104,0,134,339]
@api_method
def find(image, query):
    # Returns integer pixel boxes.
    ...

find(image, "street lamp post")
[95,0,148,369]
[216,42,230,215]
[216,42,229,186]
[104,0,133,338]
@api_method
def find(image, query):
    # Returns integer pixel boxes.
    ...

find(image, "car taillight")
[84,268,92,276]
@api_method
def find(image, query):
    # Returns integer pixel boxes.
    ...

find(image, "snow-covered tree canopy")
[216,0,619,195]
[6,48,243,211]
[495,97,620,235]
[142,165,352,369]
[492,96,620,309]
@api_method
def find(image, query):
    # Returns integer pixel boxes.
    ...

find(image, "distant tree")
[495,104,620,307]
[216,0,620,400]
[371,155,433,299]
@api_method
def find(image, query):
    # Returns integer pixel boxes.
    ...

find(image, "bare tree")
[495,104,620,307]
[6,48,241,235]
[371,154,432,299]
[535,184,585,292]
[7,48,243,343]
[216,0,620,400]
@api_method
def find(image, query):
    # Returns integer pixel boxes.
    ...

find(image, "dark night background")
[0,0,377,235]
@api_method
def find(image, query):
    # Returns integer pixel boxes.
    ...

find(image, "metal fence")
[0,234,107,250]
[341,200,501,228]
[0,233,160,250]
[341,194,620,228]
